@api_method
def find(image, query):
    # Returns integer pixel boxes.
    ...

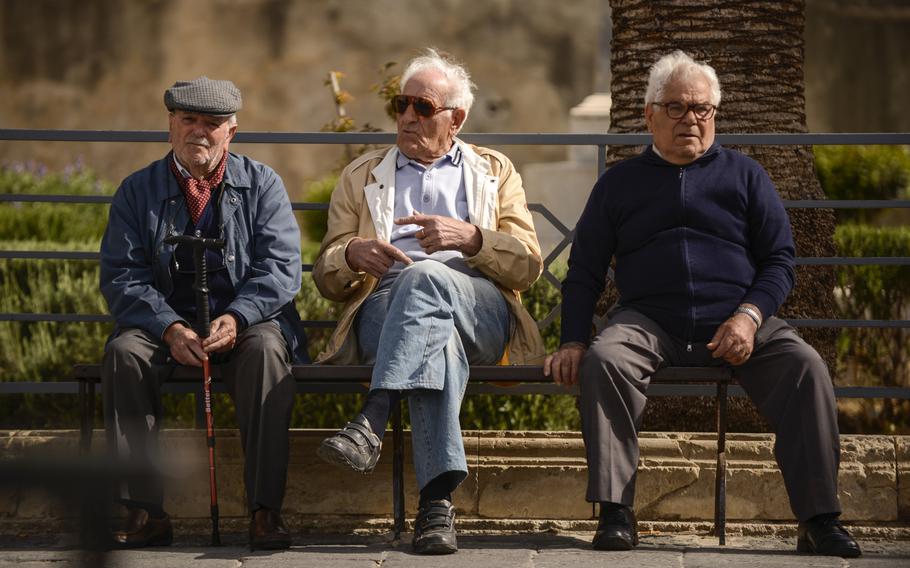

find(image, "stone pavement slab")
[0,533,908,567]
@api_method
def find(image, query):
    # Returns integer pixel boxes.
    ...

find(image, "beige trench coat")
[312,139,546,365]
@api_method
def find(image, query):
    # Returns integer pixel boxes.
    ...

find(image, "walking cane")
[164,234,225,546]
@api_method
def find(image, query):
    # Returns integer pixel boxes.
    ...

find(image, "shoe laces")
[599,504,631,527]
[813,515,847,534]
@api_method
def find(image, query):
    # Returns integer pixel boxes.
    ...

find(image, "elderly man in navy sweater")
[544,51,860,558]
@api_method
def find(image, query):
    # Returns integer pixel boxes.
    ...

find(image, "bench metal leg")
[392,401,405,540]
[78,380,93,455]
[714,381,728,545]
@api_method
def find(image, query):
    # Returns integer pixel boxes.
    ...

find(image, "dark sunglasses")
[392,95,456,118]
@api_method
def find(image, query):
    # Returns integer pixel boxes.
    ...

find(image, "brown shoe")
[249,508,291,551]
[111,508,173,548]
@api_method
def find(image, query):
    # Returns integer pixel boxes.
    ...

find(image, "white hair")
[644,50,722,107]
[400,48,476,114]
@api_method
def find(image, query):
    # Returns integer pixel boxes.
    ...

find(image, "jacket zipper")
[679,167,696,347]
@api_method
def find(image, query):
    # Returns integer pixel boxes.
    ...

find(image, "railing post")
[79,379,91,454]
[714,378,729,545]
[392,401,405,540]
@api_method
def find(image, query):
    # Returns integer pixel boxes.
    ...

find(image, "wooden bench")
[71,362,734,544]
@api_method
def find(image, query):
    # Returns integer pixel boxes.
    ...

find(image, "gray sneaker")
[317,415,382,474]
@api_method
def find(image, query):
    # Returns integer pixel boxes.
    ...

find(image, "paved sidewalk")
[1,533,909,567]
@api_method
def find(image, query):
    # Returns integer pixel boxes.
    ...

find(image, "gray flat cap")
[164,76,242,116]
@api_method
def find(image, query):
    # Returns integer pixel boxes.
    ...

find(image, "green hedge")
[833,224,910,433]
[814,145,910,223]
[0,166,111,241]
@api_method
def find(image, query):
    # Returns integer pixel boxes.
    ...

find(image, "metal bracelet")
[734,306,762,328]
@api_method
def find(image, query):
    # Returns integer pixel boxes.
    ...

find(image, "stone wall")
[2,429,907,534]
[2,0,907,204]
[0,0,602,200]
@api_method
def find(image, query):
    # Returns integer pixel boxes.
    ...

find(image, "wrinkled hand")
[202,313,238,354]
[543,343,587,387]
[345,237,413,279]
[395,213,482,256]
[707,314,757,366]
[163,322,206,367]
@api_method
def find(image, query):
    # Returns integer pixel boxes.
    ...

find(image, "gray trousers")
[102,321,295,513]
[580,307,841,522]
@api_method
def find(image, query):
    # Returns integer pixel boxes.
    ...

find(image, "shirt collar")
[172,150,249,189]
[650,144,665,160]
[172,153,193,179]
[396,144,462,170]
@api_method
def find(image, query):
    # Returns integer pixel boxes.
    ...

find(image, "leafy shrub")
[0,163,112,241]
[834,224,910,432]
[814,145,910,223]
[299,173,337,245]
[0,243,111,428]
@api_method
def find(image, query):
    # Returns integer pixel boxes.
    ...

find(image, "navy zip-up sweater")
[560,143,795,345]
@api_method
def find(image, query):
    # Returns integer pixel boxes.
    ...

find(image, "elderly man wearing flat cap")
[100,77,306,550]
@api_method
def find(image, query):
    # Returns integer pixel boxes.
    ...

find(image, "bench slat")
[73,364,731,383]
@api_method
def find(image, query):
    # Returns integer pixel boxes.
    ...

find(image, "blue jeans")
[356,261,510,490]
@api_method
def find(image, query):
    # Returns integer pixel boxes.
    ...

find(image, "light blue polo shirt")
[379,145,484,288]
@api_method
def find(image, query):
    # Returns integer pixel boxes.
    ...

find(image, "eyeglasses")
[652,102,717,120]
[392,95,456,118]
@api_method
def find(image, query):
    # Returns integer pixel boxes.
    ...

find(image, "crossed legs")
[319,261,509,553]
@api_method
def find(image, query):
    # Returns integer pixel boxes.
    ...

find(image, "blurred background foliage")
[814,145,910,434]
[814,145,910,225]
[0,140,907,433]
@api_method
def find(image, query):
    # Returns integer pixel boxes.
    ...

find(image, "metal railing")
[1,129,908,400]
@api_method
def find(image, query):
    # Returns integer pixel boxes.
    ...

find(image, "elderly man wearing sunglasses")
[313,48,544,555]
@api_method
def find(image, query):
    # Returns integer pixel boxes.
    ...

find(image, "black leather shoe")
[797,514,861,558]
[317,415,382,473]
[111,508,173,548]
[592,503,638,551]
[249,508,291,551]
[412,499,457,555]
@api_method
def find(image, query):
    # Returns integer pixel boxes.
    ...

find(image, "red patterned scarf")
[169,152,228,223]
